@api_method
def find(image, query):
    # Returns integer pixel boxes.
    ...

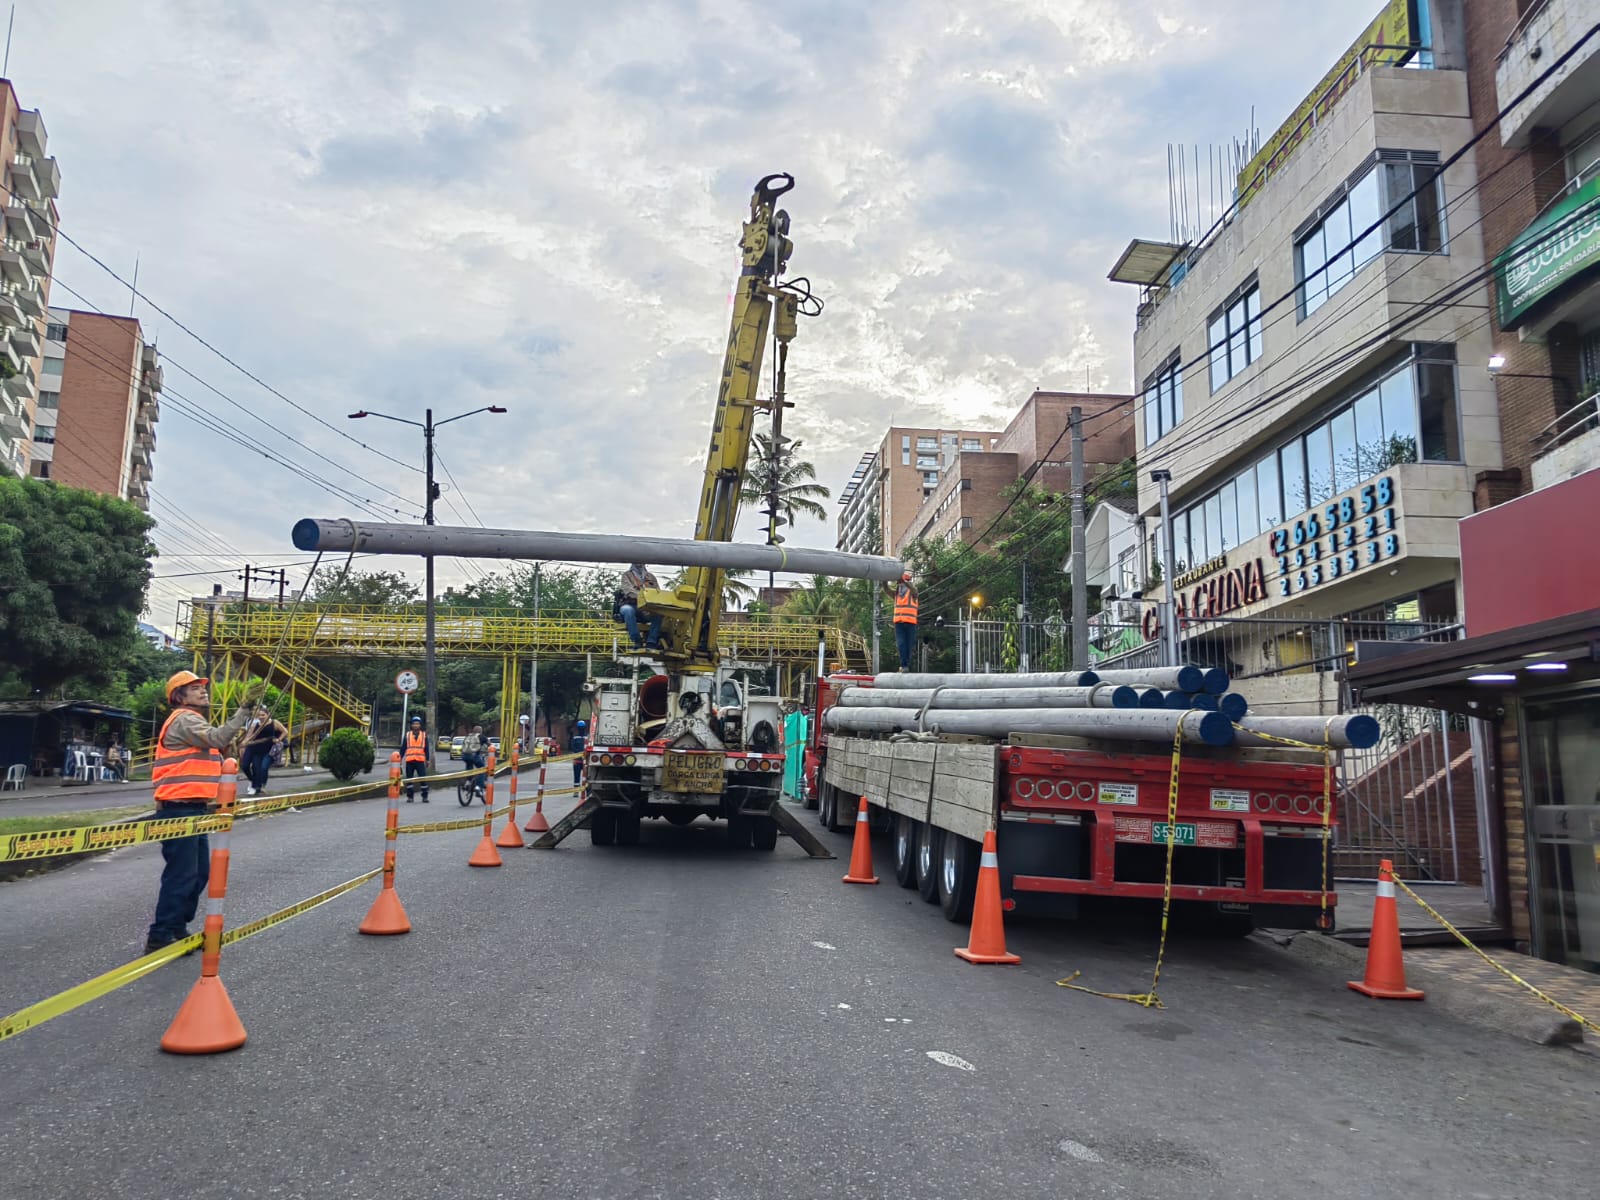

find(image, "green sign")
[1495,175,1600,330]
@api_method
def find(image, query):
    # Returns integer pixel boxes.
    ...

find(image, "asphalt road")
[1,792,1595,1200]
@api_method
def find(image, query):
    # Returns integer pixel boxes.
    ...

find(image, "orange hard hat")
[165,670,209,701]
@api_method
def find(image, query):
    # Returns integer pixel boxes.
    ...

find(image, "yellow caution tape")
[0,812,235,865]
[396,816,490,835]
[1059,718,1188,1009]
[0,868,379,1043]
[1390,875,1592,1030]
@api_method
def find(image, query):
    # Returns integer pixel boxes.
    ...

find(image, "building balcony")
[15,110,47,159]
[1496,0,1600,148]
[0,339,21,377]
[135,398,158,432]
[9,323,39,359]
[142,363,163,393]
[1530,392,1600,489]
[4,203,41,242]
[0,399,26,442]
[20,239,49,276]
[7,157,40,201]
[0,248,33,288]
[33,157,60,201]
[7,283,43,320]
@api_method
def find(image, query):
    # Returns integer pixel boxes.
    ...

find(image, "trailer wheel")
[751,817,779,852]
[615,811,641,846]
[820,783,848,833]
[727,814,752,849]
[915,821,942,904]
[892,815,918,888]
[589,807,617,846]
[938,833,980,924]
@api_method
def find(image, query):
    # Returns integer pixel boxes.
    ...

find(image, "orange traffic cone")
[524,761,551,834]
[955,829,1020,965]
[842,796,879,885]
[496,749,525,848]
[162,763,248,1054]
[1348,859,1423,1000]
[360,754,411,934]
[469,748,504,867]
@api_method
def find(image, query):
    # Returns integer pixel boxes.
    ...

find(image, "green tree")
[0,477,155,693]
[740,433,831,533]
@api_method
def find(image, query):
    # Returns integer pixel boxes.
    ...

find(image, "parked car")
[487,736,502,752]
[436,733,451,752]
[449,736,466,760]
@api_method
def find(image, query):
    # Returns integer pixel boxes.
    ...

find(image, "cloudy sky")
[16,0,1384,625]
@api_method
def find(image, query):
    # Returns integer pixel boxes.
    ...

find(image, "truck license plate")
[662,751,724,794]
[1151,822,1197,846]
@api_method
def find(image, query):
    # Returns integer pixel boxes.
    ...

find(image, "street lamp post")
[349,405,506,747]
[1150,469,1179,668]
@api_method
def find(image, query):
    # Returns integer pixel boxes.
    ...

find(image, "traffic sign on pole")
[395,670,419,695]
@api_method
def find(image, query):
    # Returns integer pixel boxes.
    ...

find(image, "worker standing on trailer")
[403,715,431,803]
[892,571,919,672]
[145,671,253,954]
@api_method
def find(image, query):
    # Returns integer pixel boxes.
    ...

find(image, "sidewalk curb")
[1262,928,1586,1049]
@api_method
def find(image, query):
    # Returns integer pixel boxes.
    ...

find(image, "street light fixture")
[1484,355,1575,404]
[347,405,508,747]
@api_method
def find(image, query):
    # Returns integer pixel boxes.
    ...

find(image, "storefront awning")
[1345,607,1600,716]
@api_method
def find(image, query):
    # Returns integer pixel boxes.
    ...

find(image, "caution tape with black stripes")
[0,869,379,1043]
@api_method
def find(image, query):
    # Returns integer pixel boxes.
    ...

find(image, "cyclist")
[569,720,587,789]
[461,724,487,801]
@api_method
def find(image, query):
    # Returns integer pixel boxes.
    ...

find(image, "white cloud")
[11,0,1385,621]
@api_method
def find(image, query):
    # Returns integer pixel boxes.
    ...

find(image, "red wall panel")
[1460,468,1600,636]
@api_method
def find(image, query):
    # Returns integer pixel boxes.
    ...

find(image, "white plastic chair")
[2,764,25,792]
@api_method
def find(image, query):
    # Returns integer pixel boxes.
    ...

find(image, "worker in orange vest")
[402,715,432,802]
[145,670,253,954]
[892,571,919,672]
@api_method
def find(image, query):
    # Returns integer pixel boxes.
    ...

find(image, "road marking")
[836,1003,851,1010]
[811,941,837,950]
[926,1051,974,1071]
[1057,1140,1103,1163]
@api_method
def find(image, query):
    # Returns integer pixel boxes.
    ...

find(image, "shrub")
[318,728,375,782]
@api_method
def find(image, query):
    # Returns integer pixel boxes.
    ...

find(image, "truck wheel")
[938,833,980,924]
[727,814,752,848]
[615,811,641,845]
[751,817,779,852]
[892,815,918,888]
[821,784,845,833]
[915,821,942,904]
[589,807,617,846]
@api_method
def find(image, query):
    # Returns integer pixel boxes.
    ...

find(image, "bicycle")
[457,758,488,806]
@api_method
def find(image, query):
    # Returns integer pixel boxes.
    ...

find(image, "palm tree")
[664,566,757,611]
[777,575,847,623]
[740,433,832,536]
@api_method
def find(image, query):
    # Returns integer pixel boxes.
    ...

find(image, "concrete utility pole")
[348,404,507,748]
[1151,468,1179,668]
[1070,406,1089,672]
[529,561,541,737]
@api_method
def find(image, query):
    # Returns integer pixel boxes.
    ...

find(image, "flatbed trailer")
[818,731,1338,934]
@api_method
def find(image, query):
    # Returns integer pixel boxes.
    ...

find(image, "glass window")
[1257,453,1282,528]
[36,390,58,409]
[45,322,68,341]
[922,471,941,487]
[1217,479,1239,552]
[1305,423,1334,505]
[1209,283,1262,390]
[1236,466,1259,542]
[1279,440,1307,517]
[1176,510,1193,570]
[1354,389,1384,477]
[961,438,982,451]
[1417,360,1461,461]
[1208,314,1229,392]
[40,356,62,375]
[1299,225,1328,316]
[1143,356,1183,444]
[1323,201,1354,296]
[1200,494,1220,561]
[1348,169,1384,270]
[916,437,937,450]
[1330,407,1359,493]
[901,436,910,466]
[1570,125,1600,191]
[916,455,939,468]
[1384,160,1444,252]
[1379,366,1419,464]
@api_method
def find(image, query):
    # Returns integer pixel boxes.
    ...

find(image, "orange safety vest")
[151,708,223,804]
[404,729,430,764]
[893,583,919,625]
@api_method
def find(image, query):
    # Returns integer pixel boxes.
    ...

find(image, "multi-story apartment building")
[0,79,61,479]
[1113,0,1496,702]
[31,308,162,510]
[834,424,1004,557]
[1468,0,1600,494]
[903,391,1134,549]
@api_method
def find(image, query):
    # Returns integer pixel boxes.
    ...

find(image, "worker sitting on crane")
[618,563,664,651]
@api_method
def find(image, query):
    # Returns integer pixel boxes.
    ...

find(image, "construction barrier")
[0,754,584,1047]
[496,748,525,849]
[468,747,503,868]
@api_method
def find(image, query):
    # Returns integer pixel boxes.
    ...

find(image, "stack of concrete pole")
[824,665,1379,750]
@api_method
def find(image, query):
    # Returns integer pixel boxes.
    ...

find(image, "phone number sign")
[1270,474,1401,598]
